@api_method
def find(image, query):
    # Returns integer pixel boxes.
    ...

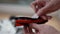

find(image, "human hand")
[31,0,60,16]
[23,24,60,34]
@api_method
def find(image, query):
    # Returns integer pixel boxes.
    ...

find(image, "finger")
[23,26,29,34]
[30,23,40,30]
[30,1,44,13]
[41,15,48,20]
[28,26,33,33]
[30,23,46,34]
[37,0,59,16]
[30,1,38,13]
[41,15,52,20]
[28,25,34,34]
[46,16,52,19]
[23,25,34,34]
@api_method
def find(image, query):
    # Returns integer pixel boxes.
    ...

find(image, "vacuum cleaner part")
[10,16,48,26]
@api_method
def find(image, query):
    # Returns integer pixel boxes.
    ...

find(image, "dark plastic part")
[37,20,48,24]
[10,16,48,26]
[10,16,41,20]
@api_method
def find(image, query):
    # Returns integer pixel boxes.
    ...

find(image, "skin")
[31,0,60,16]
[23,24,60,34]
[23,0,60,34]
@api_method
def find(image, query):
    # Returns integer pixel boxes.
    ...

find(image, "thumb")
[30,23,40,30]
[41,15,52,20]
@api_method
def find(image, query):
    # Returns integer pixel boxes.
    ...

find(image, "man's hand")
[23,0,60,34]
[23,24,60,34]
[31,0,60,16]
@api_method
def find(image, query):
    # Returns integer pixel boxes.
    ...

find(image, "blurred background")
[0,0,60,34]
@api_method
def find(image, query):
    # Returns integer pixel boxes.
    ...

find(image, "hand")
[31,0,60,16]
[23,24,60,34]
